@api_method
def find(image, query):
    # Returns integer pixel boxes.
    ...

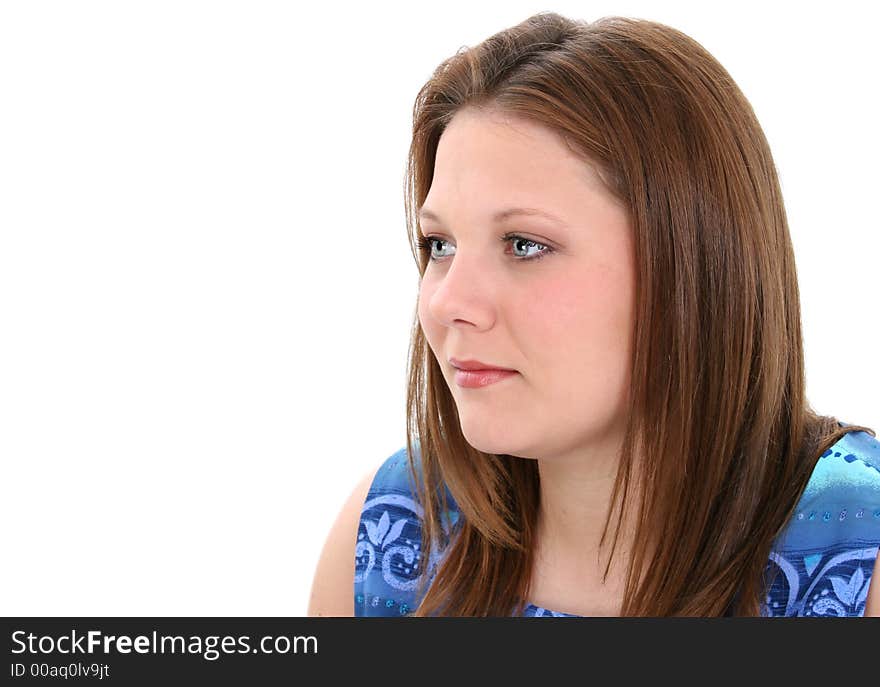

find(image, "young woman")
[308,12,880,617]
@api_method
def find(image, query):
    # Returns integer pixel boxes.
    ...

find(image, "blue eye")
[415,233,553,263]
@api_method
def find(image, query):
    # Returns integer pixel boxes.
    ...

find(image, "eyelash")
[415,233,554,263]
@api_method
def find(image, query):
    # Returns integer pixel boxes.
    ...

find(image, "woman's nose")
[425,252,497,328]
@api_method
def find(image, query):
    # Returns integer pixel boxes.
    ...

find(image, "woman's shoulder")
[765,425,880,616]
[353,443,459,617]
[790,426,880,525]
[361,444,422,504]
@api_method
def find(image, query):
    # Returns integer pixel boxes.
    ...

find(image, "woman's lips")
[454,368,519,388]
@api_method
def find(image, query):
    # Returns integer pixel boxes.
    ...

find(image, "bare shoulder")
[306,460,382,617]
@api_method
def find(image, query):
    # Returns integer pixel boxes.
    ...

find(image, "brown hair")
[401,12,875,616]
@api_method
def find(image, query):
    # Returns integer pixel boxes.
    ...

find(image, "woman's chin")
[460,425,522,457]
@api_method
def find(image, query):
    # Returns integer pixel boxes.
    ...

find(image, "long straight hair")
[401,12,875,616]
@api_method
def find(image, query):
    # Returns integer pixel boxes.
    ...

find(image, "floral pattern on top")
[355,424,880,617]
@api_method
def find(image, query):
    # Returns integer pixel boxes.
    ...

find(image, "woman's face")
[417,107,636,462]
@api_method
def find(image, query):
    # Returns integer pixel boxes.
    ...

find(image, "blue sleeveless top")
[354,425,880,617]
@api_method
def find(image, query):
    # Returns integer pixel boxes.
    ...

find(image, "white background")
[1,0,876,616]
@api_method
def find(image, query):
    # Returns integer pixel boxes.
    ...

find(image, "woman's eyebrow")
[418,206,568,226]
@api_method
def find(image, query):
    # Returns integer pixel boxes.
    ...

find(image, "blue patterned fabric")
[354,424,880,617]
